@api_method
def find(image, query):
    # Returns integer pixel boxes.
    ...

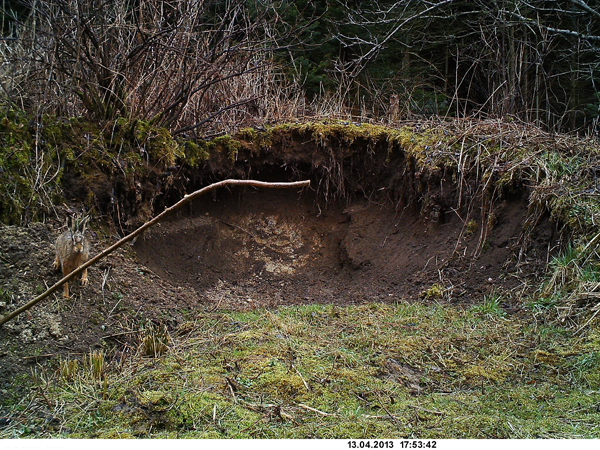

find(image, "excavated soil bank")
[134,187,556,310]
[0,121,567,396]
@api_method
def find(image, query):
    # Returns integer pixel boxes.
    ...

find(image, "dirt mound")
[0,222,203,396]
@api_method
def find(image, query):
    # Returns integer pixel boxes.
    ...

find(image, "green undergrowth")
[0,110,187,223]
[3,302,599,438]
[0,110,62,223]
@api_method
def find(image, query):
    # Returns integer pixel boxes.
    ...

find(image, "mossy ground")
[2,302,599,439]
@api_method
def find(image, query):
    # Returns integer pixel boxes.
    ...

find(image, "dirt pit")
[134,187,555,310]
[0,184,556,397]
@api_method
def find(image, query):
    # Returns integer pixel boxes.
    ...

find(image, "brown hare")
[53,215,91,298]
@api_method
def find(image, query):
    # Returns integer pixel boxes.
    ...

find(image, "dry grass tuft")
[138,322,171,358]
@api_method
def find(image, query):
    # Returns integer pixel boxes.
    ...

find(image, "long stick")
[0,179,310,327]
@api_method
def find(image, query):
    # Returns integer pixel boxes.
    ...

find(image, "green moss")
[0,110,214,223]
[394,126,454,167]
[422,283,446,300]
[137,390,175,410]
[208,135,242,163]
[134,120,183,166]
[180,140,210,167]
[461,363,509,383]
[0,110,67,223]
[466,219,479,236]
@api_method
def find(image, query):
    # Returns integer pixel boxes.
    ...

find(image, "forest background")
[2,0,600,136]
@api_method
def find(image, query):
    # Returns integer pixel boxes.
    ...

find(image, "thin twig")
[296,403,336,416]
[100,330,139,340]
[374,391,404,427]
[575,307,600,335]
[293,365,311,392]
[0,254,13,264]
[225,377,238,404]
[173,97,260,136]
[22,354,56,360]
[407,404,445,416]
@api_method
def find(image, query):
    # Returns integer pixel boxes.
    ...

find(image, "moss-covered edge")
[2,109,600,241]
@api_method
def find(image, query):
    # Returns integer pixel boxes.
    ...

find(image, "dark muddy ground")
[136,188,555,308]
[0,186,556,401]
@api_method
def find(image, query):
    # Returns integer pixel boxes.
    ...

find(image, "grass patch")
[2,303,599,438]
[470,290,506,318]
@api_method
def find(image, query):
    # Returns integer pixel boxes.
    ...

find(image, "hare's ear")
[73,216,83,232]
[80,215,89,232]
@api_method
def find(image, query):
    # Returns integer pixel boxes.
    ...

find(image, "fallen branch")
[0,179,310,327]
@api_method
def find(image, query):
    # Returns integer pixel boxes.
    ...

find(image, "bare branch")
[568,0,600,21]
[0,179,311,328]
[341,0,456,77]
